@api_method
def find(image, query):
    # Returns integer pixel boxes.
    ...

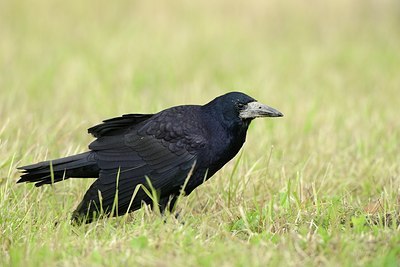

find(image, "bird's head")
[206,92,283,126]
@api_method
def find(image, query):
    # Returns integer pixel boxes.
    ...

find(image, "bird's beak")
[239,101,283,119]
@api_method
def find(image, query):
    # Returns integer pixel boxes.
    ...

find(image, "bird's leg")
[159,195,180,219]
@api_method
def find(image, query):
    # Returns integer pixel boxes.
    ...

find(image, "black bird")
[17,92,283,223]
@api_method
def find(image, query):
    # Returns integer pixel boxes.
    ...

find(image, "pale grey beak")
[239,101,283,119]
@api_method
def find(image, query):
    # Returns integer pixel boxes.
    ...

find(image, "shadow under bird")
[17,92,283,223]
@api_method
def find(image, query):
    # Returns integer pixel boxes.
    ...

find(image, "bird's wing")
[88,108,208,210]
[88,113,154,138]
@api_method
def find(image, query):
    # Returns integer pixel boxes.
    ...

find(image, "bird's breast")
[205,125,247,172]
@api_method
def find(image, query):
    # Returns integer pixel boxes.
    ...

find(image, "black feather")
[17,152,99,187]
[88,114,153,138]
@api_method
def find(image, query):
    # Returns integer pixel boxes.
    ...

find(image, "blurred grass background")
[1,0,400,266]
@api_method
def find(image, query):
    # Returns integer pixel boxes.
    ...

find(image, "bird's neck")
[204,116,250,169]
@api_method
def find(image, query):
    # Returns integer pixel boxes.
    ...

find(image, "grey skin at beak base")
[239,101,284,119]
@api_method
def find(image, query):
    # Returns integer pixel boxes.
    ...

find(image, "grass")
[1,0,400,266]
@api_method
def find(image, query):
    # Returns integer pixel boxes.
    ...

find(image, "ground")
[1,0,400,266]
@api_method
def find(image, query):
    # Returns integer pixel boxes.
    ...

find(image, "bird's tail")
[17,152,99,187]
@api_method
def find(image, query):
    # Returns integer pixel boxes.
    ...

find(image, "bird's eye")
[237,103,245,109]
